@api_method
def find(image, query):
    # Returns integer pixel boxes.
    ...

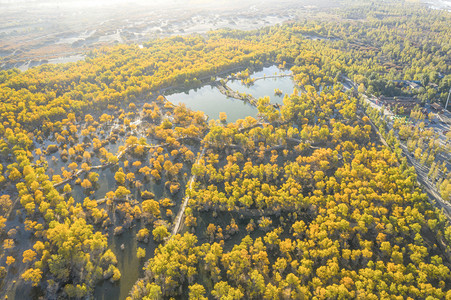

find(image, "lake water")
[165,65,296,123]
[166,85,258,123]
[228,65,296,105]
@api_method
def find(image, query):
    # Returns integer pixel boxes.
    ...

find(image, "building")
[431,102,443,113]
[378,96,420,114]
[392,80,422,90]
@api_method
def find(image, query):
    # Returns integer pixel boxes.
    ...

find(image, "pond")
[165,85,258,123]
[165,65,296,123]
[228,65,296,105]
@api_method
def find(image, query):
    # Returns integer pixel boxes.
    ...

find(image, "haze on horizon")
[1,0,449,70]
[1,0,317,70]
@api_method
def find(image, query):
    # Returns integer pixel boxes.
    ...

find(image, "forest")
[0,1,450,299]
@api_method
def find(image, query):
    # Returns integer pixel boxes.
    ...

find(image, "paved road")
[400,143,451,220]
[342,77,451,221]
[359,88,451,221]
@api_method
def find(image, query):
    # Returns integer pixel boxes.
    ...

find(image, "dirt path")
[170,147,206,236]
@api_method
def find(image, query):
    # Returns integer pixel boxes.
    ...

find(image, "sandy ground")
[0,0,340,69]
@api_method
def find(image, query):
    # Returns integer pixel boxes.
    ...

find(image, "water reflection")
[94,224,157,300]
[228,65,296,105]
[166,85,258,123]
[165,65,296,123]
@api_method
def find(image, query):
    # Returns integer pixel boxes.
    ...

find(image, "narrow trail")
[361,106,390,148]
[5,196,20,221]
[170,147,206,237]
